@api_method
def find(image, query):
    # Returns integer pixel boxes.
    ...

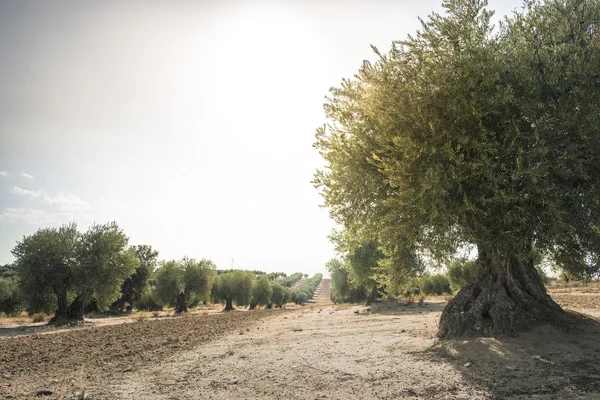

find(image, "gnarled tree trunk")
[175,293,188,314]
[66,295,87,320]
[49,290,91,325]
[223,298,234,311]
[49,288,69,324]
[438,250,570,338]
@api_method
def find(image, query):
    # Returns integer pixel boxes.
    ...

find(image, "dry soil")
[1,282,600,399]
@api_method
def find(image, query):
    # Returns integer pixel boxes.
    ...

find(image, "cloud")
[0,171,8,177]
[11,186,42,197]
[43,193,91,210]
[20,172,34,180]
[0,208,91,226]
[10,186,90,210]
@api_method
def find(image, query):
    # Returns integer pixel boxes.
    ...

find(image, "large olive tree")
[314,0,600,337]
[14,222,138,323]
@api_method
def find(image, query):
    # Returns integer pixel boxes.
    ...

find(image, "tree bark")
[438,249,571,338]
[49,288,69,324]
[66,295,87,320]
[175,293,188,314]
[223,298,234,311]
[365,284,379,306]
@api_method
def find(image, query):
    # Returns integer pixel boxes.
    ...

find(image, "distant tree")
[112,245,159,312]
[0,263,22,315]
[446,260,477,293]
[329,230,387,304]
[420,275,452,296]
[153,261,181,308]
[327,258,349,303]
[270,282,289,308]
[136,287,162,311]
[14,222,137,323]
[293,273,323,305]
[212,270,254,311]
[267,272,287,281]
[154,258,216,313]
[250,275,273,309]
[278,272,303,287]
[0,264,16,279]
[0,278,22,316]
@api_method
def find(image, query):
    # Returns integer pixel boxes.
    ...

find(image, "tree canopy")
[113,245,159,311]
[154,257,216,313]
[314,0,600,337]
[270,282,290,308]
[212,270,255,311]
[13,222,138,322]
[250,275,273,309]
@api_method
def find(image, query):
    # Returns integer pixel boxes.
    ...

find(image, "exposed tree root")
[438,251,579,338]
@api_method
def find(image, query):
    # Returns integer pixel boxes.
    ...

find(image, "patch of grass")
[133,312,149,322]
[31,312,47,323]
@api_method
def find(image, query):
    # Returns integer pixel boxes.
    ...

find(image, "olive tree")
[112,245,158,312]
[326,258,350,303]
[154,257,216,313]
[212,270,254,311]
[14,222,138,323]
[68,222,139,320]
[0,278,22,316]
[270,282,290,308]
[249,275,273,309]
[314,0,600,337]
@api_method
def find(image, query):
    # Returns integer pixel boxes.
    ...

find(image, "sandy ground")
[1,281,600,399]
[109,302,486,400]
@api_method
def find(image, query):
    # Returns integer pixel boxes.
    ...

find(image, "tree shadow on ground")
[426,315,600,399]
[367,298,447,316]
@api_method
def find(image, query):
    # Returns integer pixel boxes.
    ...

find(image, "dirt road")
[109,302,475,400]
[106,301,600,400]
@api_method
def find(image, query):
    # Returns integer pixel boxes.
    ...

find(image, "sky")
[0,0,523,276]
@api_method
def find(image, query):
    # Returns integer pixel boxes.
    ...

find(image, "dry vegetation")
[0,282,599,399]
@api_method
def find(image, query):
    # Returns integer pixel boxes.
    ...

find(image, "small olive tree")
[212,270,254,311]
[112,245,159,312]
[270,282,290,308]
[154,257,216,313]
[249,275,273,310]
